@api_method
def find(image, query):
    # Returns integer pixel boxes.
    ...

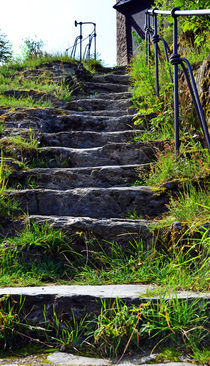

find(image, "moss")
[155,347,182,362]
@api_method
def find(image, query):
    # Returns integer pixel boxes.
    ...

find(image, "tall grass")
[94,296,208,358]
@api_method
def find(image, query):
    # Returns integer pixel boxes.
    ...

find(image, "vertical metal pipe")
[80,22,82,62]
[94,24,96,60]
[153,14,159,96]
[145,12,148,64]
[173,15,180,155]
[148,13,151,63]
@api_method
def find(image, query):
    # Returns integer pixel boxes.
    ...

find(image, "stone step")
[0,284,208,327]
[6,186,169,218]
[81,81,129,94]
[9,164,149,189]
[84,91,132,100]
[65,98,133,112]
[37,141,160,167]
[68,108,137,117]
[1,106,142,133]
[40,130,143,148]
[50,113,150,133]
[48,354,202,366]
[91,73,130,85]
[25,215,154,246]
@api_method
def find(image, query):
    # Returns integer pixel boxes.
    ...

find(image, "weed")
[168,183,210,223]
[94,295,208,358]
[0,222,82,286]
[146,146,210,185]
[127,208,144,219]
[0,151,20,220]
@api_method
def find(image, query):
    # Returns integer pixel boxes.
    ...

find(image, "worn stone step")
[91,73,130,85]
[9,164,149,189]
[84,91,132,100]
[0,284,208,327]
[40,130,143,148]
[65,98,133,112]
[1,106,142,133]
[47,354,203,366]
[26,215,154,246]
[50,113,151,133]
[69,108,137,117]
[81,81,129,94]
[6,186,169,218]
[37,141,160,167]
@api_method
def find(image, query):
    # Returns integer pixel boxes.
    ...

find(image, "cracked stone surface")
[7,186,168,218]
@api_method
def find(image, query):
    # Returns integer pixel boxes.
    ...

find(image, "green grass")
[0,95,53,108]
[146,146,210,186]
[0,54,104,106]
[94,296,208,359]
[0,290,208,362]
[0,222,208,291]
[168,183,210,223]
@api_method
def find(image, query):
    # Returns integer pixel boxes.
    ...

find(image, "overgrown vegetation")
[0,222,208,291]
[129,0,209,229]
[0,293,208,363]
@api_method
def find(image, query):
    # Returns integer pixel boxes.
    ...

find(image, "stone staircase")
[1,62,208,365]
[6,64,169,244]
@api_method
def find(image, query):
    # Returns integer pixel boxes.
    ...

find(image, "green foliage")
[146,146,210,185]
[94,296,208,357]
[0,222,208,290]
[0,30,12,64]
[0,223,82,285]
[0,295,90,352]
[154,0,210,50]
[168,183,210,222]
[0,151,20,220]
[20,37,44,61]
[0,94,53,108]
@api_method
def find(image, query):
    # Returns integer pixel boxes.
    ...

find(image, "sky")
[0,0,117,66]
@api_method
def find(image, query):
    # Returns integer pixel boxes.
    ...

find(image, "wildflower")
[13,148,16,151]
[17,123,21,128]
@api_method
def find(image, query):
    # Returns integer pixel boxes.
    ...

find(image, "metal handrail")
[83,31,95,60]
[74,20,96,61]
[147,9,210,16]
[145,7,210,154]
[66,21,97,61]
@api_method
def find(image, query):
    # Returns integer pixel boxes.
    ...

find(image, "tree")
[0,30,12,63]
[22,37,44,60]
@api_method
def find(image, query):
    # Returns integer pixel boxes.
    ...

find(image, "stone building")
[114,0,154,65]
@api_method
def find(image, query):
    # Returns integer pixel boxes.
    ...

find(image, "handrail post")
[144,12,149,65]
[79,22,83,62]
[94,24,97,60]
[148,13,151,64]
[170,8,181,156]
[152,9,160,96]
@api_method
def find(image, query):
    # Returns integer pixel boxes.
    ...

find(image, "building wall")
[115,1,154,65]
[116,9,128,65]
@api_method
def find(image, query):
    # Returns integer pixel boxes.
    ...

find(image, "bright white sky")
[0,0,117,66]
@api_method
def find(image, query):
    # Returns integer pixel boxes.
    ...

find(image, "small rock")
[171,221,184,231]
[47,352,111,365]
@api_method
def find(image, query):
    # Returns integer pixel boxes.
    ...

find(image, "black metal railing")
[66,21,96,62]
[144,8,210,154]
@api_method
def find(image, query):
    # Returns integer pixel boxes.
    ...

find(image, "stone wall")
[116,9,128,65]
[194,56,210,128]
